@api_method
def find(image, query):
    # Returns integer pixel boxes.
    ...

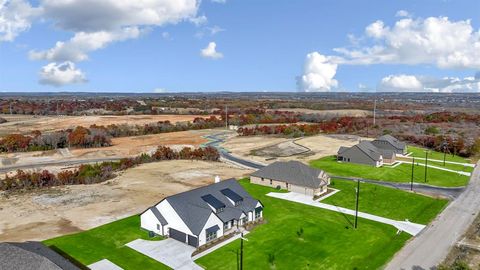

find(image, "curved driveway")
[385,161,480,270]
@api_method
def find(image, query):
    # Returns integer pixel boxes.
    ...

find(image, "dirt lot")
[0,160,252,242]
[222,134,362,164]
[0,114,209,136]
[0,129,214,172]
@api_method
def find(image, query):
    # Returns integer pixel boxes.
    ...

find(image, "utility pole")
[424,151,428,183]
[410,157,415,191]
[373,99,377,126]
[354,179,360,229]
[239,232,248,270]
[225,105,228,129]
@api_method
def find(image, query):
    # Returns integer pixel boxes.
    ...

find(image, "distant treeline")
[0,145,220,191]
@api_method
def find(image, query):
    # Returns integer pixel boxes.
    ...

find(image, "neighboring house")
[141,178,263,248]
[250,160,330,197]
[372,134,407,155]
[337,141,397,167]
[0,241,82,270]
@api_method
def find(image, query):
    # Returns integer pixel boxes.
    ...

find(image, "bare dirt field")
[222,134,362,164]
[267,108,372,118]
[0,129,214,172]
[0,160,252,242]
[0,114,209,136]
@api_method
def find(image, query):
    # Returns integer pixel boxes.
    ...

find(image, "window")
[156,224,161,231]
[235,200,242,206]
[286,183,289,189]
[270,179,272,185]
[224,222,229,230]
[261,177,264,181]
[242,217,248,225]
[217,207,224,213]
[255,210,261,219]
[206,231,217,242]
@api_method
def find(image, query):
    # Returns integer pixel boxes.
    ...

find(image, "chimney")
[214,175,221,183]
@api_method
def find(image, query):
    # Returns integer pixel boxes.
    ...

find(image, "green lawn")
[196,179,412,270]
[43,215,169,270]
[324,179,448,224]
[310,156,470,187]
[408,146,470,163]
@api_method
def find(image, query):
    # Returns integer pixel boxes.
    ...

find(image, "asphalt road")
[385,161,480,270]
[0,157,124,173]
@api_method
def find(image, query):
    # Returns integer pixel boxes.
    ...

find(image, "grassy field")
[323,179,448,224]
[310,156,470,187]
[196,179,411,270]
[405,146,474,172]
[407,146,471,163]
[43,216,169,270]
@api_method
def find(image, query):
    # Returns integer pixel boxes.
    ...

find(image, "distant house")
[337,141,396,167]
[372,134,407,155]
[250,161,330,196]
[0,241,81,270]
[141,178,263,248]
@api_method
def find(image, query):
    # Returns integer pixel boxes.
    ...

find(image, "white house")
[140,178,263,248]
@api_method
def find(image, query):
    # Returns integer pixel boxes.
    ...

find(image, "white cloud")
[297,52,338,92]
[189,15,207,26]
[41,0,199,32]
[201,42,223,59]
[29,27,143,62]
[153,88,168,93]
[378,74,480,92]
[334,16,480,69]
[161,31,171,40]
[395,10,410,18]
[211,0,226,3]
[0,0,40,42]
[39,61,87,86]
[378,74,424,92]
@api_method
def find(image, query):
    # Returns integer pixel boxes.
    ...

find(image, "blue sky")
[1,0,480,92]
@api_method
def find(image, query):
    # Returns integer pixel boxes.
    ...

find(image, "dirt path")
[0,160,252,242]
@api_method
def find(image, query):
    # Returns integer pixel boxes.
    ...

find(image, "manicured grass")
[310,156,470,187]
[196,179,411,270]
[408,146,470,164]
[323,179,448,224]
[400,156,474,173]
[43,215,169,270]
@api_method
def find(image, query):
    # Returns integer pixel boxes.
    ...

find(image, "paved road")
[385,161,480,270]
[0,157,124,173]
[267,191,426,236]
[332,176,465,199]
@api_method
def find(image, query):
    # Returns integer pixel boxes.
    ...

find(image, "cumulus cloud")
[395,10,410,18]
[41,0,199,32]
[334,16,480,69]
[378,74,480,92]
[378,74,424,92]
[201,42,223,59]
[297,52,338,92]
[0,0,40,42]
[39,61,87,86]
[189,15,207,27]
[29,27,143,62]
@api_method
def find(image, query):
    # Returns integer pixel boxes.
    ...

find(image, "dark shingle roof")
[376,134,406,150]
[150,206,168,225]
[356,141,382,161]
[0,242,81,270]
[164,179,260,236]
[251,161,329,189]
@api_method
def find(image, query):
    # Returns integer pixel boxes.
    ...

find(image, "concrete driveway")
[126,239,202,270]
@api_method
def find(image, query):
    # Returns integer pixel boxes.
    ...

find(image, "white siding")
[140,210,162,234]
[140,199,194,237]
[198,213,224,246]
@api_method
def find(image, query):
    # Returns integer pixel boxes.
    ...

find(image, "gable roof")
[250,161,329,189]
[150,206,168,226]
[0,242,81,270]
[355,141,382,161]
[163,179,260,236]
[376,134,406,150]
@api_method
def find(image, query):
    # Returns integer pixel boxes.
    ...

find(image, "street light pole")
[354,179,360,229]
[410,157,415,191]
[424,151,428,183]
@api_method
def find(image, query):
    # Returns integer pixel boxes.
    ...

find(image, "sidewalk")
[267,192,425,236]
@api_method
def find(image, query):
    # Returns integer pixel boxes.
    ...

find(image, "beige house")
[250,161,330,197]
